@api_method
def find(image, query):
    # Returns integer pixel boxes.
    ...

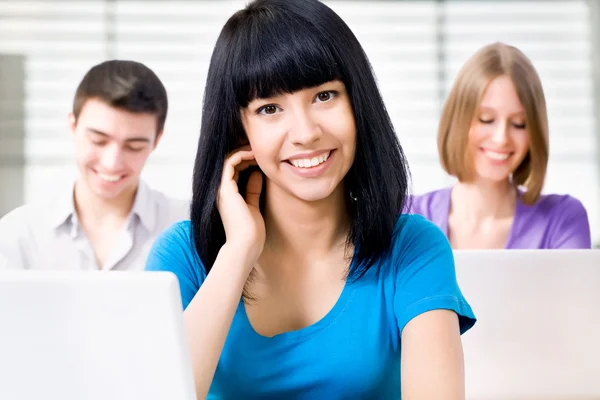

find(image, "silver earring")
[349,191,358,202]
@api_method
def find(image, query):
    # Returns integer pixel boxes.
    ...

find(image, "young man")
[0,60,189,270]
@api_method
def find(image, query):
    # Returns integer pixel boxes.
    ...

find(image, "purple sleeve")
[549,196,592,249]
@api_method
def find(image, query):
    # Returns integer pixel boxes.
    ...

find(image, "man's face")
[69,98,162,200]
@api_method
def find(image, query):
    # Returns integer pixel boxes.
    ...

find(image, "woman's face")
[241,80,356,202]
[467,75,530,184]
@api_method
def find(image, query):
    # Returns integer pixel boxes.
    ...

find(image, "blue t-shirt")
[146,214,476,399]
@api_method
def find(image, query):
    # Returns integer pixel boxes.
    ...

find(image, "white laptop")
[0,271,196,400]
[454,250,600,400]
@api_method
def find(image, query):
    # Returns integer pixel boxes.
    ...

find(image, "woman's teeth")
[290,152,330,168]
[484,149,510,161]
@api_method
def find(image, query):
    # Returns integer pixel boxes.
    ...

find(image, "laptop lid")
[455,250,600,400]
[0,271,196,400]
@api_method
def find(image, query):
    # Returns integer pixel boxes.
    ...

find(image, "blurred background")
[0,0,598,246]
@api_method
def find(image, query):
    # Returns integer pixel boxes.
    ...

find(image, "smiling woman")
[240,80,356,201]
[410,42,592,250]
[145,0,476,399]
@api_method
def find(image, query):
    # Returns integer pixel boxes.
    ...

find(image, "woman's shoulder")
[146,220,206,309]
[146,219,202,272]
[371,213,456,285]
[383,214,476,335]
[158,219,193,241]
[407,187,452,218]
[389,213,450,263]
[394,212,440,233]
[518,193,591,249]
[526,192,588,218]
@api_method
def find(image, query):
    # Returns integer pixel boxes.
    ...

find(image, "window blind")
[0,0,597,242]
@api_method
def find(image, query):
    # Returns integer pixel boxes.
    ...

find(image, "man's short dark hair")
[72,60,168,135]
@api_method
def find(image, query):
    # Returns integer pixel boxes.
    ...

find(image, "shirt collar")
[130,180,156,232]
[49,180,157,233]
[49,182,78,233]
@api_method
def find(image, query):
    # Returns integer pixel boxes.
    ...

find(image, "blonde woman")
[411,42,591,249]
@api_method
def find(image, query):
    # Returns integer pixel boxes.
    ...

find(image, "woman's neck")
[451,179,518,222]
[261,180,351,263]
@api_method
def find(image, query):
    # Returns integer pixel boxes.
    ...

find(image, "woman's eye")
[512,122,526,129]
[258,105,279,115]
[315,91,336,103]
[479,118,493,124]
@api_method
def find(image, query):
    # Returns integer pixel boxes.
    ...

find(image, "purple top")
[409,187,592,249]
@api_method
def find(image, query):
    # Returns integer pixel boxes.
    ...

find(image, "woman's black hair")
[191,0,411,280]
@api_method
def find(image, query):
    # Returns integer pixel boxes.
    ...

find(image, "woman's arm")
[145,224,256,399]
[401,309,465,400]
[186,149,265,399]
[184,244,255,399]
[391,215,475,399]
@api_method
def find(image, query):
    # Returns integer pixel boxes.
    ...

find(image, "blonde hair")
[437,42,549,205]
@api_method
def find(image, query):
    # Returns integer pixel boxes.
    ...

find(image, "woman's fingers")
[245,171,263,208]
[222,150,256,184]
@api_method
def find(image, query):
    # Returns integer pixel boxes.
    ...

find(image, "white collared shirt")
[0,181,189,271]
